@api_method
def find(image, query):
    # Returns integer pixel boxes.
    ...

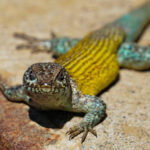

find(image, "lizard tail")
[113,1,150,41]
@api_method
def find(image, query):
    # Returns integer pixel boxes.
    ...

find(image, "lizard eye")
[29,70,36,80]
[57,71,64,81]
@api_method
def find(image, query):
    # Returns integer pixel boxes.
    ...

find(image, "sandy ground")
[0,0,150,149]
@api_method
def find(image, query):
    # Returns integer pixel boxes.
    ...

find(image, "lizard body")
[56,26,125,95]
[1,2,150,143]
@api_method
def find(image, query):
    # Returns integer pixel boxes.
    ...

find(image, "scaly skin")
[14,33,150,70]
[56,25,125,95]
[1,2,150,143]
[0,63,106,143]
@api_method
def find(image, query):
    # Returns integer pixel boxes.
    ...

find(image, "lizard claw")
[14,32,40,42]
[13,32,48,53]
[66,123,97,143]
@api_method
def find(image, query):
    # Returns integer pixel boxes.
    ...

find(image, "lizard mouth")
[24,83,62,94]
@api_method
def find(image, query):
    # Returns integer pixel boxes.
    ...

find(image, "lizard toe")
[66,123,97,143]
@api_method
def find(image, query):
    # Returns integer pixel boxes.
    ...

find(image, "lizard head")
[23,62,71,96]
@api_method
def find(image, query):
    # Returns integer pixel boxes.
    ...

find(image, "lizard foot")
[14,32,42,52]
[13,31,58,52]
[66,122,97,143]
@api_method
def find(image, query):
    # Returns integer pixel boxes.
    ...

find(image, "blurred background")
[0,0,150,149]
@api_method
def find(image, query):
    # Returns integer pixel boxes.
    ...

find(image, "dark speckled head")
[23,62,71,95]
[23,62,72,110]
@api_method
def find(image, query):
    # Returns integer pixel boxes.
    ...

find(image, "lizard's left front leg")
[67,94,106,143]
[0,78,30,103]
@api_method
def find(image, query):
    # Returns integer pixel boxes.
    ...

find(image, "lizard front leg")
[0,78,30,103]
[67,94,106,143]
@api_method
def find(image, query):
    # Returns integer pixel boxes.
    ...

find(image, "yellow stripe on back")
[56,25,125,95]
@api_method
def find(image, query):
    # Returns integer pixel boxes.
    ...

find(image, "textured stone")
[0,0,150,149]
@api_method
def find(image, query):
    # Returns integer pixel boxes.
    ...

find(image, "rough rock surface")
[0,0,150,149]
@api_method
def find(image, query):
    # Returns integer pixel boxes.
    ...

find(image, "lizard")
[0,1,150,143]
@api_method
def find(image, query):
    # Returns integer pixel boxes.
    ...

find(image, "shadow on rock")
[28,107,84,129]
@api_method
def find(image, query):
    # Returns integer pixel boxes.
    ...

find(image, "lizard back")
[56,26,125,95]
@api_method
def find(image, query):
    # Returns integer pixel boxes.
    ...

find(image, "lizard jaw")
[24,83,63,94]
